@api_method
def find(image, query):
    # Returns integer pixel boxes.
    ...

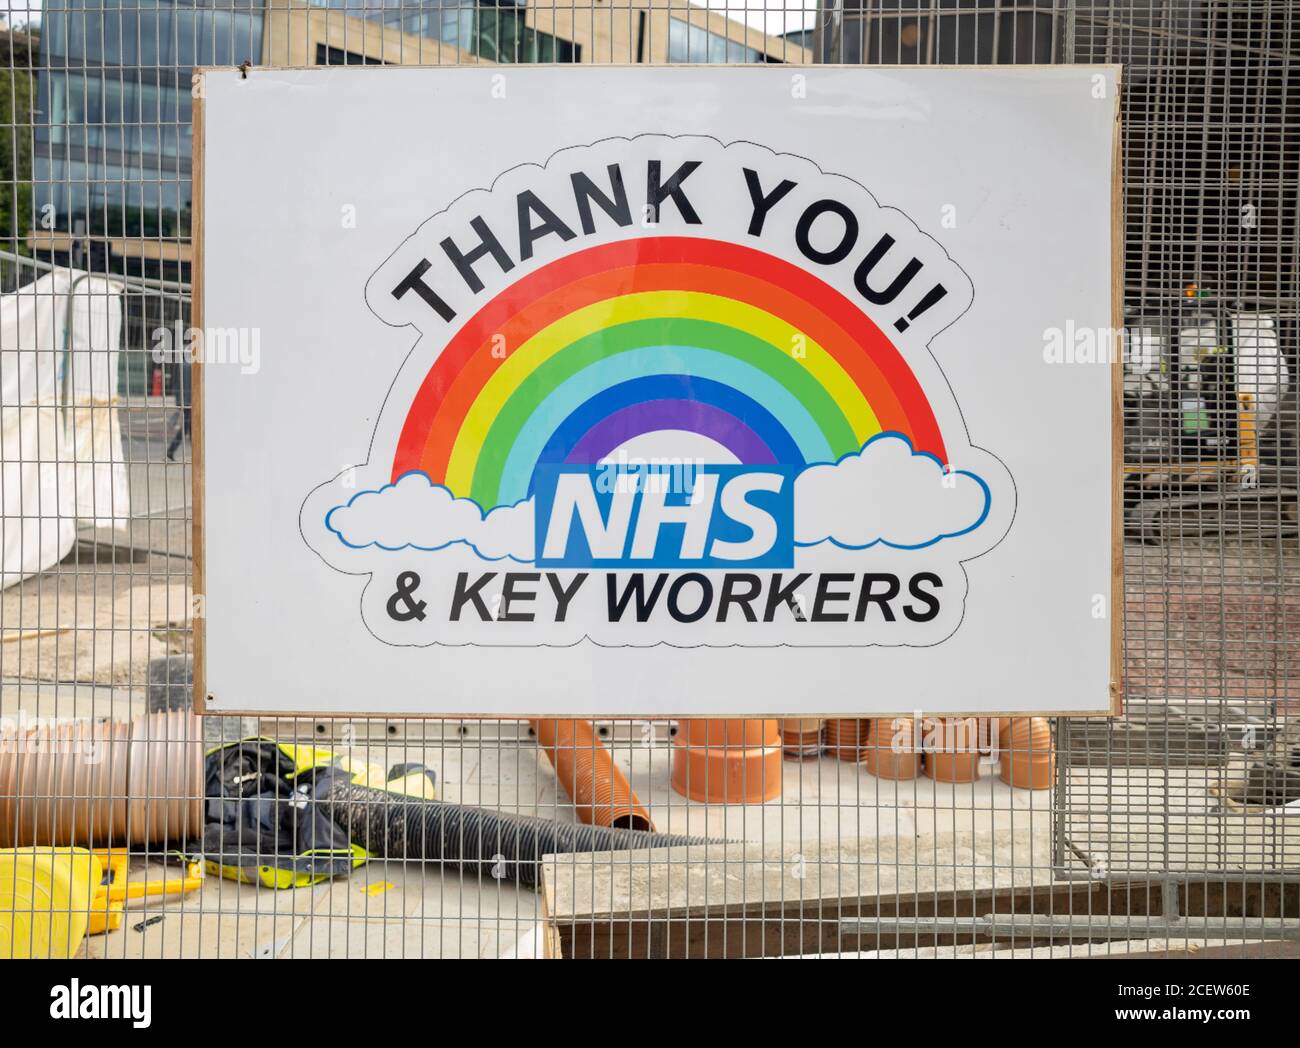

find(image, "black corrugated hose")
[320,780,716,888]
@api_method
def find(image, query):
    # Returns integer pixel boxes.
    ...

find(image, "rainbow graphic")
[391,236,946,509]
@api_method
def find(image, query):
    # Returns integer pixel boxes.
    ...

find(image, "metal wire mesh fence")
[0,0,1295,959]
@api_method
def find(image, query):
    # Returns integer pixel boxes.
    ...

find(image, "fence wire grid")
[0,0,1297,959]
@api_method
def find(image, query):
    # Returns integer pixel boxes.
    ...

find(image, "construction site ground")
[2,410,1295,957]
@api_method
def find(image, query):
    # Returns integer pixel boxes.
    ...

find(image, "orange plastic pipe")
[671,719,783,803]
[530,719,654,831]
[864,718,921,781]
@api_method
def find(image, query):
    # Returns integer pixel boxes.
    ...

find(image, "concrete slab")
[0,679,146,722]
[820,937,1287,959]
[542,830,1056,924]
[286,859,545,958]
[1064,766,1300,872]
[1,566,189,685]
[84,869,313,960]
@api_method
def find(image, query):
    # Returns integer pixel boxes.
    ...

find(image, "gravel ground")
[1123,537,1300,710]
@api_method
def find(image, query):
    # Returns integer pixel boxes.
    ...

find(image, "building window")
[34,155,190,239]
[34,0,265,240]
[42,0,265,70]
[781,28,814,50]
[315,44,387,66]
[667,16,769,64]
[39,71,193,159]
[310,0,580,63]
[468,2,580,63]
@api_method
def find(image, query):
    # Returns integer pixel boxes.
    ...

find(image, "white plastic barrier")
[65,274,128,531]
[0,270,127,590]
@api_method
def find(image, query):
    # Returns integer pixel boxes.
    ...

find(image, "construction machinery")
[1123,296,1296,542]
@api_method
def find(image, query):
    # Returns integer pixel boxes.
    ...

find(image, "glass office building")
[34,0,265,249]
[311,0,580,63]
[32,0,583,265]
[666,16,772,64]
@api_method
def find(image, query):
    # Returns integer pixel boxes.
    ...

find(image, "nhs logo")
[534,463,796,568]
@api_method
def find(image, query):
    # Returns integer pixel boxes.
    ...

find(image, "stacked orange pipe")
[671,719,783,803]
[530,719,654,831]
[864,717,921,780]
[823,718,871,762]
[923,717,982,783]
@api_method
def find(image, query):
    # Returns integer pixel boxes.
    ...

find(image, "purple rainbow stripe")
[564,399,777,466]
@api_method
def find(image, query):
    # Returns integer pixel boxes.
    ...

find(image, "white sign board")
[195,66,1121,717]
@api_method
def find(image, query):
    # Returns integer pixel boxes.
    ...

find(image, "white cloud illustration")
[326,472,536,561]
[794,435,989,550]
[326,437,988,563]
